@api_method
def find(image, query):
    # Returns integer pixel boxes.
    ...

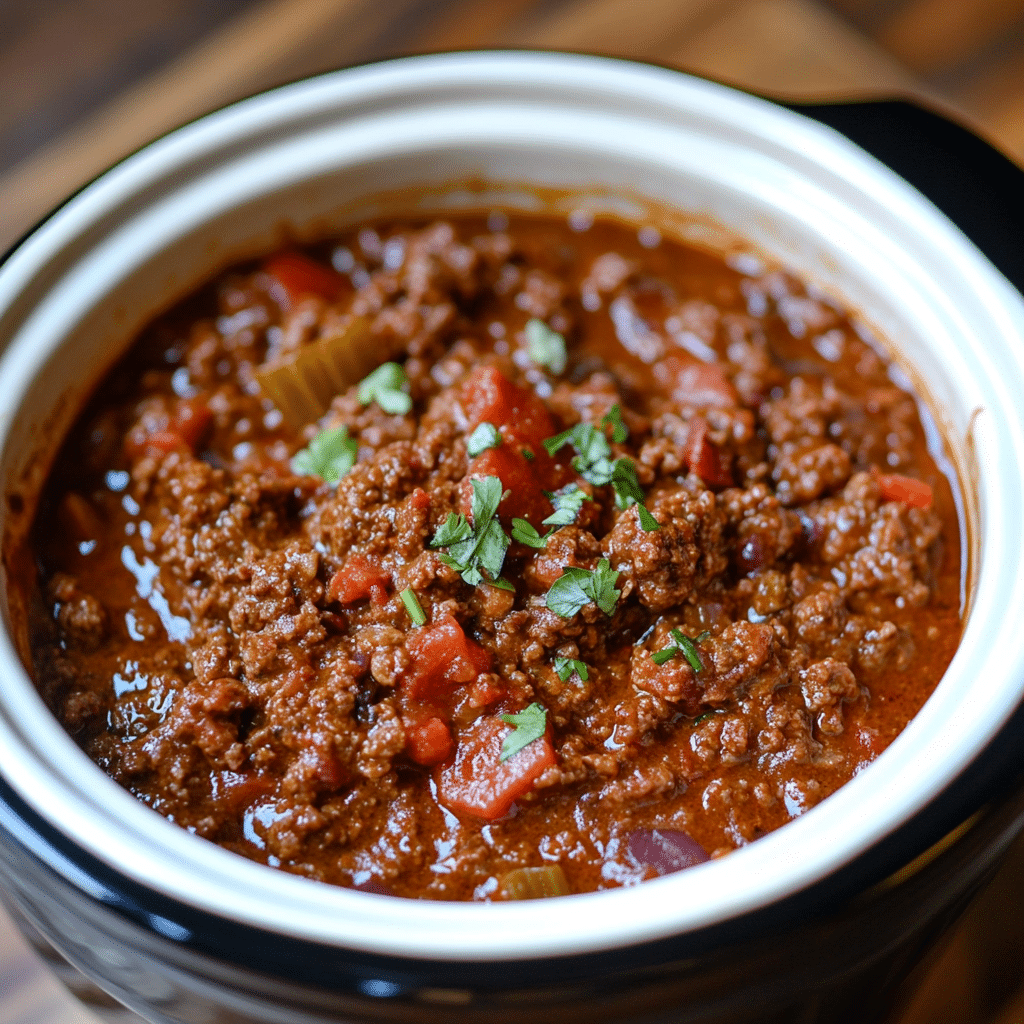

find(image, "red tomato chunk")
[878,473,933,509]
[327,555,390,606]
[405,717,454,766]
[462,366,555,448]
[404,616,492,701]
[460,447,552,528]
[262,251,348,306]
[436,714,556,820]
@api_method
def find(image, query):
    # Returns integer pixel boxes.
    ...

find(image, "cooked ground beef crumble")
[28,213,962,899]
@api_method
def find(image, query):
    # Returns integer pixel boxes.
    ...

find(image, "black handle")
[789,99,1024,296]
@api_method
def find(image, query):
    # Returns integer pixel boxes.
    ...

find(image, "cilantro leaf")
[601,404,628,443]
[545,558,620,618]
[609,459,660,531]
[542,420,660,531]
[499,702,548,761]
[291,426,358,484]
[430,476,512,590]
[525,319,567,374]
[553,657,589,683]
[652,629,711,671]
[467,421,502,458]
[511,518,551,549]
[357,362,412,415]
[431,513,473,548]
[542,484,592,527]
[400,588,427,626]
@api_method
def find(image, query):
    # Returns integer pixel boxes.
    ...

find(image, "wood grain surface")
[3,1,1024,1022]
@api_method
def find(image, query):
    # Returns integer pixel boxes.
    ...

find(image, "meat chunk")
[604,487,727,611]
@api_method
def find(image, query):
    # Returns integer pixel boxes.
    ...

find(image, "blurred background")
[2,0,1024,1021]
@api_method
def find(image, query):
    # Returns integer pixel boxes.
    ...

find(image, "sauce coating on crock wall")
[28,213,962,900]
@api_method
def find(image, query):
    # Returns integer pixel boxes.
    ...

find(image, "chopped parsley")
[400,588,426,626]
[651,629,711,671]
[542,417,659,532]
[692,710,721,727]
[601,403,628,443]
[500,703,548,761]
[553,657,589,683]
[290,426,357,484]
[546,558,620,618]
[357,362,412,415]
[430,476,512,590]
[608,459,661,531]
[542,484,592,527]
[511,518,551,549]
[525,319,567,374]
[467,421,502,458]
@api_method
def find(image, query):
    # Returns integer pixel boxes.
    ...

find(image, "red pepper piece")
[436,714,555,820]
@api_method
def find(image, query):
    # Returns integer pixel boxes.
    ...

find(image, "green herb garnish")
[525,319,567,375]
[357,362,412,415]
[290,426,358,484]
[400,588,426,626]
[601,404,628,443]
[651,629,711,671]
[545,558,620,618]
[542,484,592,527]
[542,419,659,532]
[553,657,589,683]
[467,421,502,458]
[511,518,552,549]
[430,476,513,591]
[499,702,548,761]
[692,710,721,727]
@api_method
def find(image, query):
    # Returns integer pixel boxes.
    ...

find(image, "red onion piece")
[627,829,709,876]
[353,879,397,897]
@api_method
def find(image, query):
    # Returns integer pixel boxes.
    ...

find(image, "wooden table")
[3,2,1024,1021]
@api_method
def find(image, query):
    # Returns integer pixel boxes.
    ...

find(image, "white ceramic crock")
[0,49,1023,1002]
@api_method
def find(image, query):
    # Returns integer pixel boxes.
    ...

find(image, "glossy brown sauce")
[27,213,961,899]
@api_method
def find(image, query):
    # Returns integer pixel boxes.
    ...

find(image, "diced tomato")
[683,417,732,488]
[262,251,349,307]
[173,398,213,449]
[436,714,556,820]
[124,398,212,459]
[405,717,454,766]
[404,616,492,701]
[327,555,391,606]
[462,366,555,448]
[141,429,186,455]
[405,487,431,512]
[878,472,933,509]
[460,446,552,527]
[655,355,738,408]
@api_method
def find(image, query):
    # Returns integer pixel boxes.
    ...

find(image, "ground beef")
[27,212,962,901]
